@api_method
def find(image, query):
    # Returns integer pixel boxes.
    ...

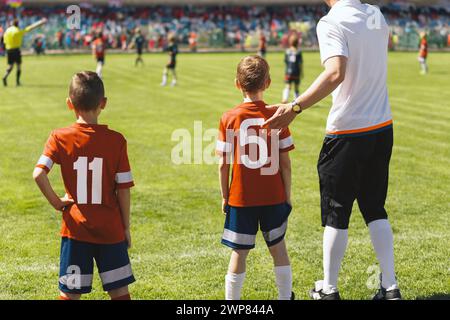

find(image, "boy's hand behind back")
[54,194,75,211]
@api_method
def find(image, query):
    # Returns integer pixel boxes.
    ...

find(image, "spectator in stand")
[0,4,448,51]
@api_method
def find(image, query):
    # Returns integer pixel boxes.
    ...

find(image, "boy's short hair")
[69,71,105,112]
[236,55,270,93]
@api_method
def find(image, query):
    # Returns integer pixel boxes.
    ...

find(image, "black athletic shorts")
[137,47,143,55]
[97,56,105,64]
[317,127,393,229]
[166,60,176,69]
[285,74,300,86]
[7,49,21,65]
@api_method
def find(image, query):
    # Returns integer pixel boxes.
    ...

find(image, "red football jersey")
[260,35,267,50]
[92,38,105,58]
[419,38,428,58]
[36,123,134,244]
[216,100,295,207]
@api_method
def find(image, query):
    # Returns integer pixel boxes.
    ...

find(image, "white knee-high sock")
[161,70,168,85]
[282,87,290,102]
[274,265,292,300]
[323,226,348,293]
[225,272,246,300]
[368,219,398,290]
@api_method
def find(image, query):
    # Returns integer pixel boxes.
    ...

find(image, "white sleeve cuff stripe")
[279,136,294,149]
[216,140,232,152]
[37,155,53,169]
[116,171,133,184]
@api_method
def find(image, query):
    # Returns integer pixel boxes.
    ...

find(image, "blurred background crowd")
[0,1,449,54]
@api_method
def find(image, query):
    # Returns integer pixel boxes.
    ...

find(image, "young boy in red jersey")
[216,56,295,300]
[92,32,106,79]
[418,32,428,75]
[33,71,135,300]
[257,30,267,58]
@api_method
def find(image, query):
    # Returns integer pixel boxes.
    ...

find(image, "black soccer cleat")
[2,77,6,87]
[290,292,295,300]
[309,281,341,300]
[309,288,341,300]
[373,287,401,300]
[372,273,401,300]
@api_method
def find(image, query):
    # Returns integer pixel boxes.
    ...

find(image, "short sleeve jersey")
[216,100,295,207]
[285,48,303,77]
[419,38,428,58]
[93,38,105,58]
[316,0,392,137]
[134,34,145,50]
[168,43,178,63]
[36,123,134,244]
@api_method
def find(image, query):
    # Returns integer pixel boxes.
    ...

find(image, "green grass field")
[0,51,449,300]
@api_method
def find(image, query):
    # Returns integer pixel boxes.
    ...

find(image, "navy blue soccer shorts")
[59,237,135,294]
[221,202,292,250]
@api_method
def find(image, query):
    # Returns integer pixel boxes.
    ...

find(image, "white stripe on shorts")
[59,273,93,289]
[99,263,133,285]
[262,220,288,243]
[222,228,256,246]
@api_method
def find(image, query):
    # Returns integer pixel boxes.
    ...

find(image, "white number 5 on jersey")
[239,118,268,169]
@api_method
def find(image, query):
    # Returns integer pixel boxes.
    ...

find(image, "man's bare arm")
[25,18,47,33]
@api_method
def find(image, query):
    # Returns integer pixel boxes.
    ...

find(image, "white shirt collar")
[330,0,361,12]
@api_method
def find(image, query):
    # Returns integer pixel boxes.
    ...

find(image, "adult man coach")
[264,0,401,300]
[2,18,47,87]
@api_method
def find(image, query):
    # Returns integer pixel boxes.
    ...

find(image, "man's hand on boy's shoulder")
[263,103,297,129]
[52,194,74,211]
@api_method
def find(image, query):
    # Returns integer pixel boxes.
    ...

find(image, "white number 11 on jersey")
[73,157,103,204]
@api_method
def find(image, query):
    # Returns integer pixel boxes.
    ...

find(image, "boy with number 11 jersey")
[33,71,135,300]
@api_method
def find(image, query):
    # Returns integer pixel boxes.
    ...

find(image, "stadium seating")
[0,3,448,52]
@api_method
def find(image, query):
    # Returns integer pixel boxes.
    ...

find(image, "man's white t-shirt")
[317,0,392,136]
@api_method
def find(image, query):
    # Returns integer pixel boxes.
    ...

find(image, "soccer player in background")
[2,18,47,87]
[130,28,145,66]
[216,56,295,300]
[189,31,198,52]
[33,71,135,300]
[282,34,303,103]
[418,32,428,75]
[161,34,178,87]
[92,32,106,79]
[257,30,267,58]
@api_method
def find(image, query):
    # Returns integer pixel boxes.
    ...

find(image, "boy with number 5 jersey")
[216,56,295,300]
[33,71,135,300]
